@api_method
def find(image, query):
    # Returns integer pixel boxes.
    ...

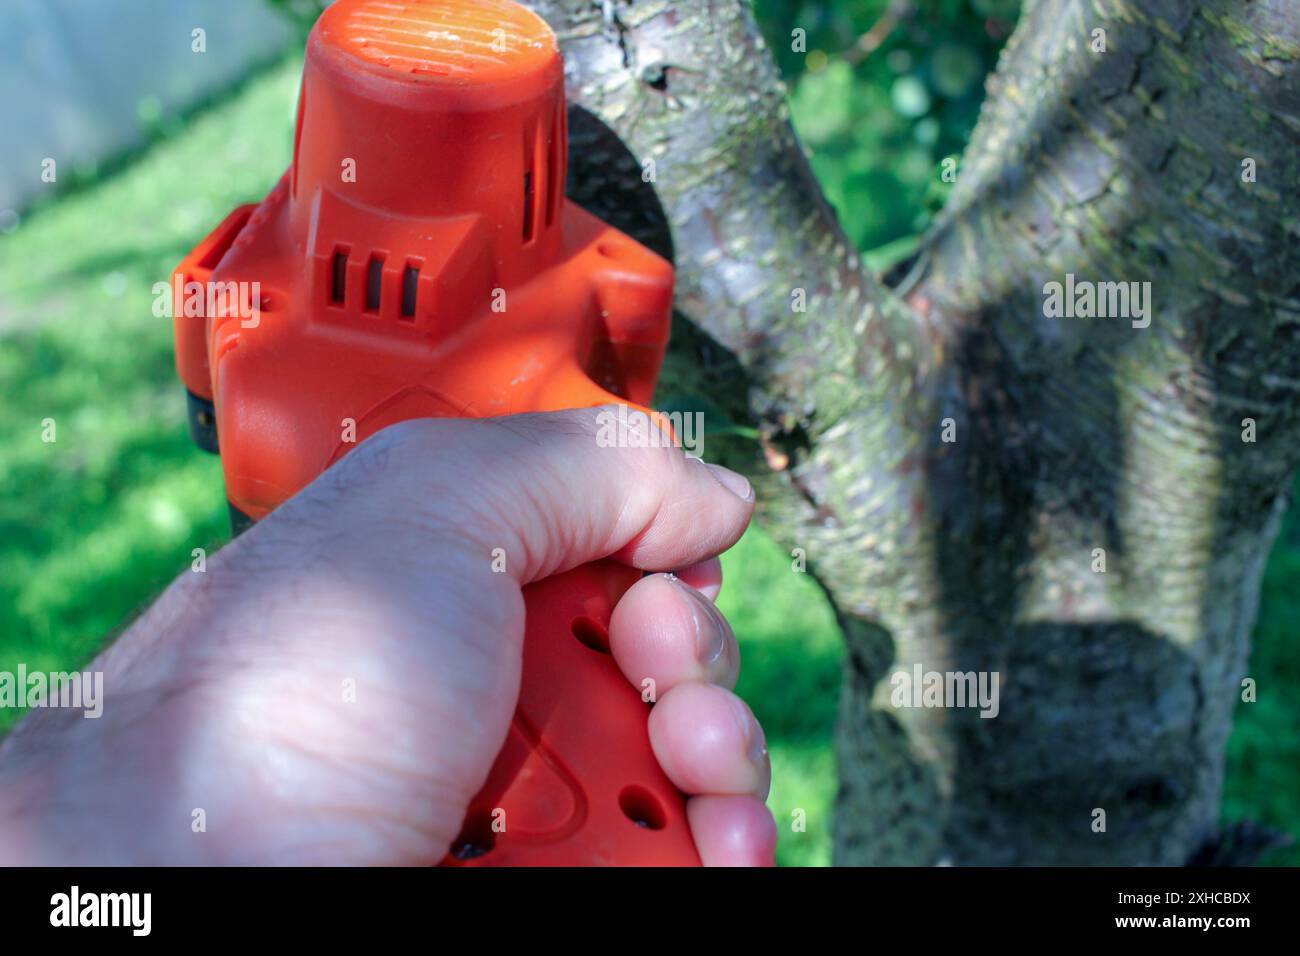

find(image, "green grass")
[718,529,842,867]
[0,55,304,713]
[1,45,1295,868]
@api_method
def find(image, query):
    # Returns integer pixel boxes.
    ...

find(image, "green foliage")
[754,0,1017,254]
[262,0,327,31]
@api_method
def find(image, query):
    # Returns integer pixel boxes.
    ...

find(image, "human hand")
[0,407,775,865]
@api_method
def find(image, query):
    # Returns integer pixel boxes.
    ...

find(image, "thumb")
[366,405,755,584]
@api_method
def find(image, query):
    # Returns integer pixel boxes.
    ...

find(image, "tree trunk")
[528,0,1300,864]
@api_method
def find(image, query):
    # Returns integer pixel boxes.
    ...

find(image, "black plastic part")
[185,390,220,454]
[183,390,252,536]
[228,502,254,538]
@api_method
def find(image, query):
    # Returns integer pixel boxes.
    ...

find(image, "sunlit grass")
[0,56,304,727]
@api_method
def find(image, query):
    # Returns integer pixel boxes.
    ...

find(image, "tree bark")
[528,0,1300,864]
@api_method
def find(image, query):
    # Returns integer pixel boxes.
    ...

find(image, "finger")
[368,405,754,585]
[687,795,777,867]
[609,573,739,693]
[675,557,722,601]
[648,681,770,798]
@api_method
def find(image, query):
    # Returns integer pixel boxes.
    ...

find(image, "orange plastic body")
[172,0,699,865]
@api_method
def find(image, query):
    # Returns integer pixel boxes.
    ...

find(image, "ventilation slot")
[330,249,348,304]
[400,263,418,320]
[546,103,564,228]
[522,171,535,243]
[365,255,384,313]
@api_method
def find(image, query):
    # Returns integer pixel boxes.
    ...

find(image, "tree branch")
[530,0,1300,864]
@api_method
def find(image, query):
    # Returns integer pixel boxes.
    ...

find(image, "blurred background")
[0,0,1294,866]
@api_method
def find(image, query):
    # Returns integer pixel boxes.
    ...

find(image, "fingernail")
[667,574,727,665]
[704,462,753,502]
[729,694,768,770]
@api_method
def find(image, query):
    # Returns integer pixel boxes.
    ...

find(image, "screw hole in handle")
[449,810,498,861]
[619,785,667,830]
[571,615,611,654]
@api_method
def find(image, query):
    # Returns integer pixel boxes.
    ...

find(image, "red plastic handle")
[172,0,696,866]
[441,561,699,866]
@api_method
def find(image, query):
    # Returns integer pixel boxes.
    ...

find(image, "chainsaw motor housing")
[174,0,673,525]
